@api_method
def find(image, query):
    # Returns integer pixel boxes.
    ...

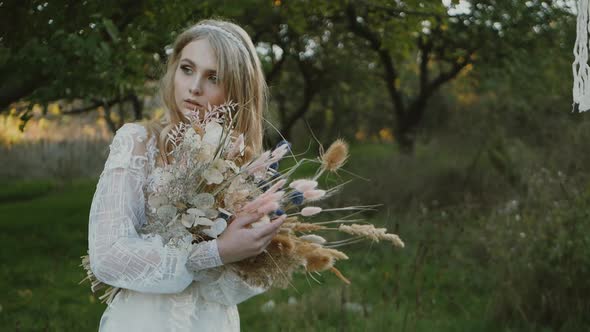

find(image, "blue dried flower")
[269,162,279,171]
[290,191,304,205]
[276,139,292,151]
[275,209,285,216]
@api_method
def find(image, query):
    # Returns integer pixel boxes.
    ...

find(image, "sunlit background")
[1,0,589,331]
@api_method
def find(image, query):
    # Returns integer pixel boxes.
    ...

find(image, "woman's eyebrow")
[180,58,217,73]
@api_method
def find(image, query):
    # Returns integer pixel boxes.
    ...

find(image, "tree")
[335,0,573,152]
[0,0,213,130]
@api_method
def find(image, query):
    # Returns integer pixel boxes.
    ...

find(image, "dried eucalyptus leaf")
[203,208,218,219]
[203,218,227,238]
[190,193,215,209]
[194,217,214,226]
[157,205,177,221]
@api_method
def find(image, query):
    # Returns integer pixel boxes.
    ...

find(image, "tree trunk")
[130,94,143,121]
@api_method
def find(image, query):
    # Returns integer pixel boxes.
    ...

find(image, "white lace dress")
[88,123,266,332]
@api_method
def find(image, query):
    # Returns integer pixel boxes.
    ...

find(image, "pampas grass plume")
[289,222,326,232]
[269,234,295,253]
[321,139,349,172]
[303,189,326,201]
[323,248,349,260]
[289,179,318,192]
[330,267,351,285]
[299,234,327,245]
[301,206,322,216]
[306,252,333,272]
[339,224,405,248]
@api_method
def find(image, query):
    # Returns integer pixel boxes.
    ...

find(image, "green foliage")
[338,140,516,209]
[0,1,588,330]
[0,179,55,203]
[0,180,496,331]
[4,133,590,330]
[476,182,590,330]
[1,0,577,149]
[0,179,104,330]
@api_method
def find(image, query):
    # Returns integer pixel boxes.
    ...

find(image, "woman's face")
[174,38,226,117]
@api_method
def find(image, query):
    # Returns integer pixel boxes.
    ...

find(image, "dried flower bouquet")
[80,102,403,302]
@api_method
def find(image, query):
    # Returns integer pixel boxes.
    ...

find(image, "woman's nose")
[189,76,203,95]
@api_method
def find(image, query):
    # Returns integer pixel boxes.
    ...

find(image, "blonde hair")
[145,18,267,164]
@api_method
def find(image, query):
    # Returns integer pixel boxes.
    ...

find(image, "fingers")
[256,215,287,238]
[260,216,286,249]
[232,212,264,228]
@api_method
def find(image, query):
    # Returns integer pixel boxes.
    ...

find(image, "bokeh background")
[1,0,588,331]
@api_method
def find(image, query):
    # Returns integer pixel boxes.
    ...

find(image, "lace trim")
[104,123,148,172]
[146,134,158,173]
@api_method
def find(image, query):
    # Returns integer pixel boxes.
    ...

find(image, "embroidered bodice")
[87,123,266,331]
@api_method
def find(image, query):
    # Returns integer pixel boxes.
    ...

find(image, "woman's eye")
[209,75,218,83]
[181,66,193,75]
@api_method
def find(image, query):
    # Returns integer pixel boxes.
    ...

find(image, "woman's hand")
[216,213,286,264]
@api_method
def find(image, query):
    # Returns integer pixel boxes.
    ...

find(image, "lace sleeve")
[88,123,223,294]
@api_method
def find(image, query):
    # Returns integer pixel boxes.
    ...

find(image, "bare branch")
[345,3,406,120]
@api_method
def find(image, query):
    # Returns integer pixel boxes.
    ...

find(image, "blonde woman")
[87,19,284,331]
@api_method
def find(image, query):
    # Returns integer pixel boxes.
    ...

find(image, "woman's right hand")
[216,213,286,264]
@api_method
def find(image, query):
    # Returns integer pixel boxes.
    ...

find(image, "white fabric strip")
[574,0,590,111]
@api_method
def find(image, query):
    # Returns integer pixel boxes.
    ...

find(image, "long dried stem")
[325,238,366,248]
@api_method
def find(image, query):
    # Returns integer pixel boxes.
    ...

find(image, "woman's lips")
[183,100,203,110]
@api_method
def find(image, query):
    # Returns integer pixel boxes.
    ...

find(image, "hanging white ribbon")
[574,0,590,111]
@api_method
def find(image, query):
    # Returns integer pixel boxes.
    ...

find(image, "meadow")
[1,1,584,330]
[2,136,589,331]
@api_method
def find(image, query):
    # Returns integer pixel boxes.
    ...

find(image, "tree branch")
[0,74,51,111]
[429,48,475,93]
[102,99,118,134]
[62,95,130,115]
[266,41,288,85]
[345,3,406,121]
[283,58,316,134]
[417,35,431,93]
[404,47,476,132]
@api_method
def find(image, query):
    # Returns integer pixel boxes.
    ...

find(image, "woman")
[88,18,283,331]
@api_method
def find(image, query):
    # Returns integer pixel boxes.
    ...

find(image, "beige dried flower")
[339,224,404,248]
[303,246,349,272]
[306,252,333,272]
[269,234,295,253]
[321,139,349,172]
[289,222,326,232]
[322,248,349,260]
[299,234,327,245]
[330,266,351,285]
[284,216,300,224]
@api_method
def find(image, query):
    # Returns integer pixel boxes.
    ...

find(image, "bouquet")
[80,102,403,302]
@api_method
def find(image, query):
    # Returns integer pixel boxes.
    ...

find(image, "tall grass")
[4,103,590,330]
[0,139,109,180]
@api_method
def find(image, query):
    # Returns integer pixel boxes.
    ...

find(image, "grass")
[0,179,104,331]
[0,179,56,203]
[1,163,586,331]
[0,178,500,331]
